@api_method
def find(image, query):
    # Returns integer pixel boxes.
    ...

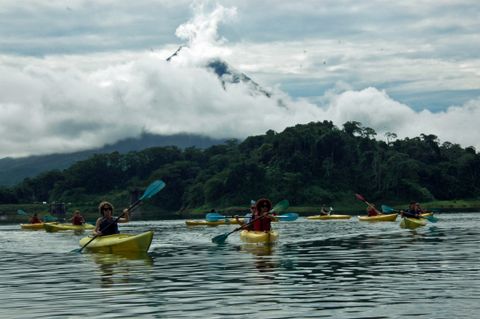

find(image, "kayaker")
[70,210,85,225]
[29,213,42,224]
[235,200,256,229]
[402,202,421,218]
[94,201,129,236]
[252,198,273,232]
[415,202,426,214]
[320,205,330,216]
[366,204,381,217]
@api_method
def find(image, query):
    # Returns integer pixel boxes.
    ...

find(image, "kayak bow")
[78,231,154,254]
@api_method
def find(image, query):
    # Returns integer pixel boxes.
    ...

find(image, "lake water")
[1,213,479,318]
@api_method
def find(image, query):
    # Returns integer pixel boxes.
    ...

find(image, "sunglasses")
[102,206,112,211]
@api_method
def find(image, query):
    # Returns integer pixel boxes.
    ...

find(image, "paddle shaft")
[356,194,382,214]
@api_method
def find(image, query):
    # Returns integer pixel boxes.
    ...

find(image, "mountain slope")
[0,133,225,186]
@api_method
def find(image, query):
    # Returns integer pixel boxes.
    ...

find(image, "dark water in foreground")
[1,213,479,318]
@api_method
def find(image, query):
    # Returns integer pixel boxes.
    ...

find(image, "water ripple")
[1,214,479,318]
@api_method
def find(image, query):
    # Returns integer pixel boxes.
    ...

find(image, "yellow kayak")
[185,219,243,226]
[358,213,398,222]
[20,223,46,230]
[79,231,154,254]
[44,222,95,232]
[307,214,351,220]
[420,212,433,217]
[239,230,278,244]
[400,218,427,229]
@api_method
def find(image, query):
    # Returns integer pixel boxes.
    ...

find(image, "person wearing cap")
[252,198,274,232]
[93,201,129,236]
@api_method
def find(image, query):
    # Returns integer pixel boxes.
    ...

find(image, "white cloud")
[0,1,480,158]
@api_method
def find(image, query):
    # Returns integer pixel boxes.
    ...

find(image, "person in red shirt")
[367,204,381,217]
[252,198,273,232]
[29,213,42,224]
[71,210,86,225]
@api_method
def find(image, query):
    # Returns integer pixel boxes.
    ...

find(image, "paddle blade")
[212,232,229,244]
[277,212,298,221]
[206,213,226,222]
[17,209,27,216]
[355,193,366,202]
[43,215,58,222]
[139,180,166,200]
[381,205,395,213]
[271,199,289,213]
[426,215,439,223]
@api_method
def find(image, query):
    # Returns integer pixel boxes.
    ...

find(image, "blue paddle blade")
[206,213,226,222]
[43,215,58,222]
[17,209,27,216]
[212,233,230,244]
[426,215,439,223]
[276,212,298,221]
[139,180,166,200]
[271,199,289,213]
[381,205,395,213]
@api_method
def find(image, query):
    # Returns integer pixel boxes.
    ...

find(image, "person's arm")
[118,209,129,223]
[93,217,102,236]
[234,215,244,226]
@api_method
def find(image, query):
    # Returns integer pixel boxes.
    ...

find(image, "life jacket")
[30,216,42,224]
[72,215,84,225]
[252,212,272,231]
[367,207,378,217]
[404,209,420,218]
[99,217,119,235]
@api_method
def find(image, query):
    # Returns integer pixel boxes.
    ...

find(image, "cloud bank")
[0,2,479,158]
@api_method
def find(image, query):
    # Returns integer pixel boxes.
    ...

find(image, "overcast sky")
[1,0,479,158]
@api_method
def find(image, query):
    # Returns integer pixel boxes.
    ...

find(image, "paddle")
[72,179,166,253]
[43,215,58,222]
[211,199,289,244]
[355,193,382,215]
[381,204,396,213]
[206,211,298,222]
[17,209,27,216]
[205,212,230,222]
[276,212,298,221]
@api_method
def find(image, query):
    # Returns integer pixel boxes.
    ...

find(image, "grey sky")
[0,0,479,157]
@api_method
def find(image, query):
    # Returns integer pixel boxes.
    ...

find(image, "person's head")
[98,201,114,216]
[409,201,416,209]
[255,198,272,212]
[74,210,80,215]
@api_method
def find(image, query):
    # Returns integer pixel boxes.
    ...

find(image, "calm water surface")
[1,213,479,318]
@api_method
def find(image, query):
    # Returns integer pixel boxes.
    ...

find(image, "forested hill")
[0,133,225,186]
[1,121,479,213]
